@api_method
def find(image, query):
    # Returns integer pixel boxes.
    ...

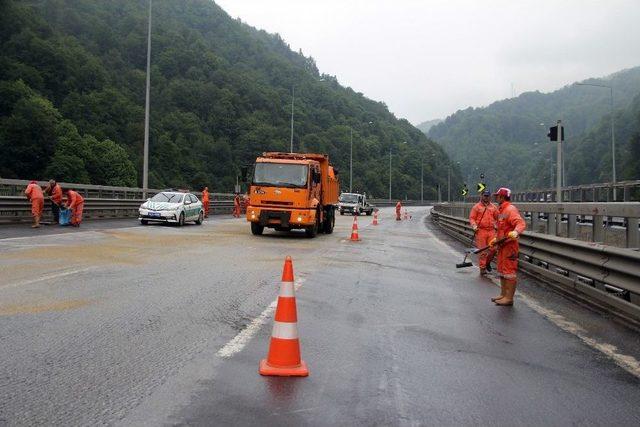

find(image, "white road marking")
[216,277,305,359]
[432,229,640,379]
[486,275,640,379]
[0,267,94,290]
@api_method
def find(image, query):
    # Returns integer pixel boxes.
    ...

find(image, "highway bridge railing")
[431,203,640,326]
[507,179,640,203]
[0,178,235,224]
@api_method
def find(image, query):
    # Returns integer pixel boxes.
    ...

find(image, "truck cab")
[339,192,374,216]
[246,152,339,237]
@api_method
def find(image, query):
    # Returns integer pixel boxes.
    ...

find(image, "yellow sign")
[477,182,486,193]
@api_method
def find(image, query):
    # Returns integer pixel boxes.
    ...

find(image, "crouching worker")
[489,187,526,306]
[43,179,63,223]
[64,189,85,227]
[25,180,44,228]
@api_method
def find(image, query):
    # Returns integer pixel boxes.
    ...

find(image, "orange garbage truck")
[246,152,340,237]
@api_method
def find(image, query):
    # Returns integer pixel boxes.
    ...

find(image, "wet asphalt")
[1,208,639,426]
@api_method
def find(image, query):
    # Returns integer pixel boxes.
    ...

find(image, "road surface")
[1,208,639,426]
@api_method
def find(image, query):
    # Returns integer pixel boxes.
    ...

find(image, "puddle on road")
[0,299,90,316]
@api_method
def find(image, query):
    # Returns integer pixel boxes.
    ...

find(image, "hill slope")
[0,0,462,198]
[426,67,640,190]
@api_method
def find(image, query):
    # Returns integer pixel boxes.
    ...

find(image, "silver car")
[139,191,204,226]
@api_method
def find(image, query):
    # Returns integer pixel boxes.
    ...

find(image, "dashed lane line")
[0,267,94,290]
[431,232,640,379]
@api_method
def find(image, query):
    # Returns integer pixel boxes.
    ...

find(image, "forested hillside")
[0,0,461,198]
[426,67,640,190]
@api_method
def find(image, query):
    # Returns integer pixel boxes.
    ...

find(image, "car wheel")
[195,211,203,225]
[366,210,372,216]
[251,222,264,235]
[140,219,148,225]
[339,211,344,216]
[178,212,185,226]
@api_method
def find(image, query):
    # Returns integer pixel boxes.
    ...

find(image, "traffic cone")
[259,256,309,377]
[372,210,379,226]
[349,215,361,241]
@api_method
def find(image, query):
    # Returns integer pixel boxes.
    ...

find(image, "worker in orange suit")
[489,187,526,306]
[233,193,241,218]
[43,179,63,223]
[469,189,498,275]
[395,200,402,221]
[202,186,210,218]
[64,189,85,227]
[24,180,44,228]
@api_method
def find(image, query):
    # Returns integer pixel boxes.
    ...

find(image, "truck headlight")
[297,216,302,222]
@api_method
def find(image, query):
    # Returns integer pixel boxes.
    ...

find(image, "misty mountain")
[0,0,462,198]
[425,67,640,190]
[416,119,442,134]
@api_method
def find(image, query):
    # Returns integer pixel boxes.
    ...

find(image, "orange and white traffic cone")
[372,210,379,226]
[349,215,361,241]
[260,256,309,377]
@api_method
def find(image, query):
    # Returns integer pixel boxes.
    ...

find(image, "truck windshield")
[340,194,359,203]
[253,163,308,188]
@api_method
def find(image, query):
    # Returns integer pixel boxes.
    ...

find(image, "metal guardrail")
[431,204,640,325]
[509,180,640,203]
[437,202,640,249]
[0,178,235,224]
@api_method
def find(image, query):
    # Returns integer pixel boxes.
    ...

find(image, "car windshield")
[150,192,184,203]
[340,194,359,203]
[253,163,308,187]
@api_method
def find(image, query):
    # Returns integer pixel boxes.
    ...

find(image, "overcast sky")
[215,0,640,125]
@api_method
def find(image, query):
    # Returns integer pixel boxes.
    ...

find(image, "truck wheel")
[323,208,335,234]
[305,213,319,238]
[251,222,264,235]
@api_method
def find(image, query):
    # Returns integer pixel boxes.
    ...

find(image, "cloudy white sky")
[215,0,640,125]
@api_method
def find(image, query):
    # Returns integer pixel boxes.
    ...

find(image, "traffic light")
[547,125,565,142]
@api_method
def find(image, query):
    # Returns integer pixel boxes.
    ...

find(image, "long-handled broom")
[456,237,507,269]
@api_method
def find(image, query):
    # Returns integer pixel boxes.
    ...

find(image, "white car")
[139,191,204,226]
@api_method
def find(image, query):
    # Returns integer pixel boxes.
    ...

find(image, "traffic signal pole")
[556,120,562,203]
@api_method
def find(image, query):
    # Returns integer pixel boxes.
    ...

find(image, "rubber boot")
[495,279,516,306]
[491,278,506,302]
[32,216,41,228]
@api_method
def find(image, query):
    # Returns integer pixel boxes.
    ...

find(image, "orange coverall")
[469,201,498,270]
[202,190,210,217]
[233,195,241,218]
[66,190,85,226]
[395,202,402,221]
[25,182,44,218]
[495,201,526,280]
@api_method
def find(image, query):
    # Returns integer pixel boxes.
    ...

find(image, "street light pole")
[290,86,295,153]
[447,164,451,202]
[388,147,392,201]
[575,82,617,200]
[349,127,353,192]
[142,0,152,197]
[420,158,424,204]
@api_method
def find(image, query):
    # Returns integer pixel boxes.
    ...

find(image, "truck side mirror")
[314,170,321,184]
[240,166,248,183]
